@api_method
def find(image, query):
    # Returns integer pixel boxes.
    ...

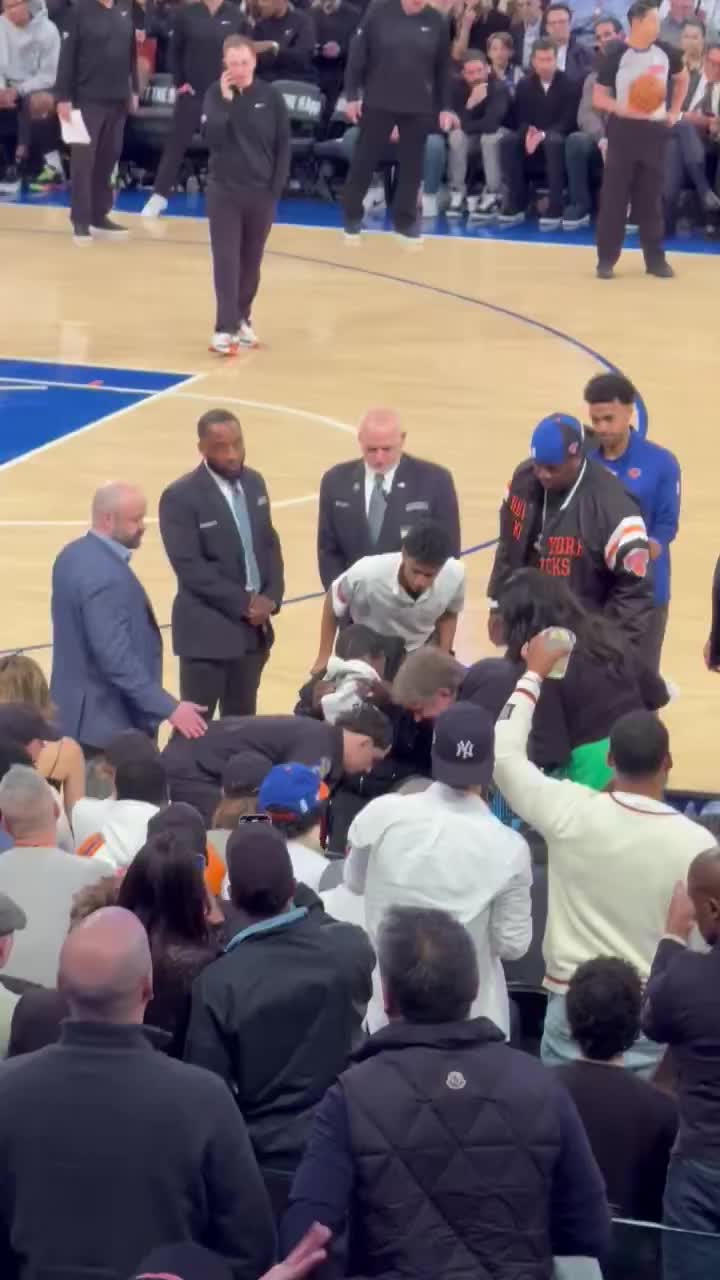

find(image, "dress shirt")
[556,42,568,71]
[89,529,132,562]
[331,552,465,651]
[522,19,542,67]
[363,462,398,514]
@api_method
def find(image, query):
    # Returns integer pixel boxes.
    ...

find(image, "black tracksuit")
[312,0,360,120]
[342,0,451,232]
[500,69,578,217]
[55,0,138,229]
[254,5,316,82]
[203,77,290,333]
[152,0,249,198]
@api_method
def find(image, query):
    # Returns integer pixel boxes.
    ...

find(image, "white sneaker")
[447,190,464,218]
[478,191,499,214]
[421,192,438,218]
[209,332,238,357]
[141,193,168,218]
[236,321,258,348]
[363,182,385,214]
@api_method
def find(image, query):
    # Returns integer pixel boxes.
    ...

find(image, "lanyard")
[535,461,587,551]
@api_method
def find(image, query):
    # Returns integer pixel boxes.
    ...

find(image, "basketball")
[627,72,666,115]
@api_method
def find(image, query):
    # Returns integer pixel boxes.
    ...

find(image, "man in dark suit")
[50,484,206,753]
[316,408,461,590]
[158,409,285,719]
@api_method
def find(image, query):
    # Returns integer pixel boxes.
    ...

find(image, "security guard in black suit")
[158,409,285,719]
[316,408,461,589]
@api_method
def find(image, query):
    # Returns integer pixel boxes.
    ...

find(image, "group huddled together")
[0,374,718,1279]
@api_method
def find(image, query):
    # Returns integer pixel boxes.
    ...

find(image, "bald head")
[91,483,147,550]
[358,409,406,474]
[59,907,152,1022]
[688,847,720,946]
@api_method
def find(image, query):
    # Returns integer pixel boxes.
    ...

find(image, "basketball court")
[0,200,716,789]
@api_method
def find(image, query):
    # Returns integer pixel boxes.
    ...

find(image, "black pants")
[644,603,669,673]
[70,101,127,228]
[342,107,433,233]
[664,121,711,227]
[153,90,203,197]
[500,129,567,217]
[180,650,269,719]
[596,116,668,269]
[206,181,275,333]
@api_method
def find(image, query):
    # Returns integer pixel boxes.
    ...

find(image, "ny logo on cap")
[456,740,474,760]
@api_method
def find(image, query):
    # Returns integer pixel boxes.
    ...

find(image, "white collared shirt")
[331,552,465,650]
[555,43,567,71]
[363,462,399,514]
[344,782,532,1034]
[205,459,240,515]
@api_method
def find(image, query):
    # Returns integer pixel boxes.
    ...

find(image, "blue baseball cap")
[257,763,329,819]
[530,414,583,466]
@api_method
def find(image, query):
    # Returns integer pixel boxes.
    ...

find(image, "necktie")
[231,482,261,593]
[367,473,387,546]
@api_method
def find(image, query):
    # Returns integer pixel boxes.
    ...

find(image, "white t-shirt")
[331,553,465,651]
[344,782,532,1035]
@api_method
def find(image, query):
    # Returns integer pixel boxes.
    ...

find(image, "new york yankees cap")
[431,701,495,790]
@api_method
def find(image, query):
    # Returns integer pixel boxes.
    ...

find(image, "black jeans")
[70,101,127,228]
[206,181,275,333]
[596,116,668,269]
[179,650,269,719]
[565,130,601,212]
[500,129,567,217]
[341,106,433,232]
[153,90,203,197]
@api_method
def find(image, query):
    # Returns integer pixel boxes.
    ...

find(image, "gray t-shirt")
[0,846,107,986]
[597,38,683,120]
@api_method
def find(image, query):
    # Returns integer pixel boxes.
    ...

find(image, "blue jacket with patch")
[593,431,680,606]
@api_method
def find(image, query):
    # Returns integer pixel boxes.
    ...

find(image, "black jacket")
[169,0,248,92]
[163,714,345,823]
[344,0,451,115]
[487,457,654,647]
[185,907,375,1171]
[254,5,316,81]
[203,78,291,198]
[158,463,285,662]
[55,0,138,103]
[312,0,360,72]
[514,68,579,136]
[0,1020,276,1280]
[317,453,461,589]
[450,73,511,135]
[643,938,720,1159]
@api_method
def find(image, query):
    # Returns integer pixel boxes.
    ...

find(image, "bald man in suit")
[316,409,461,590]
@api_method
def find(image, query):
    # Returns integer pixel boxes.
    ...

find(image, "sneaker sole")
[73,238,93,247]
[394,233,423,250]
[208,344,239,357]
[343,235,362,248]
[562,220,590,231]
[89,228,129,240]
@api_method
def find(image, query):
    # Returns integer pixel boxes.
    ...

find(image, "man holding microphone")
[341,0,456,244]
[202,35,289,354]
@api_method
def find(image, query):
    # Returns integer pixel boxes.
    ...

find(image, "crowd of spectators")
[1,0,719,236]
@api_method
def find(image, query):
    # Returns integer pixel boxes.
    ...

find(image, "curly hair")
[566,957,642,1061]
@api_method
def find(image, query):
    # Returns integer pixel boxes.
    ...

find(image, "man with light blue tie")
[159,410,285,719]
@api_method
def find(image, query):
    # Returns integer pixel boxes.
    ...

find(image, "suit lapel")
[196,463,243,548]
[381,455,411,541]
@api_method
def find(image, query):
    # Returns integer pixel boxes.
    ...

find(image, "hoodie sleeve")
[54,5,78,101]
[16,17,60,94]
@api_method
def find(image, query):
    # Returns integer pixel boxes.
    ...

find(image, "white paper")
[60,109,90,146]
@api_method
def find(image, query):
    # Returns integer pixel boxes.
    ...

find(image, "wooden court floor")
[1,203,717,790]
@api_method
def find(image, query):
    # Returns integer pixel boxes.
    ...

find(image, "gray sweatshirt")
[577,69,605,141]
[0,5,60,94]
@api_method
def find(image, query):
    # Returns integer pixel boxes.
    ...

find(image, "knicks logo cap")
[530,414,584,466]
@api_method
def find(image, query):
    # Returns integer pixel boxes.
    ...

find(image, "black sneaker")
[394,223,423,249]
[646,259,674,279]
[596,262,615,279]
[343,220,362,247]
[72,224,92,246]
[90,217,129,240]
[562,205,591,231]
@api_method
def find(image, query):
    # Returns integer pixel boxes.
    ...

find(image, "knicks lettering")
[512,520,523,541]
[539,556,571,577]
[508,494,527,521]
[546,536,583,558]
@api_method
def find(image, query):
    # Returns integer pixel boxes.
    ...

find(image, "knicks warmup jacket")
[487,457,653,646]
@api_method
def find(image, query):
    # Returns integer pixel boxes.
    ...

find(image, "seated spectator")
[446,48,512,218]
[344,701,532,1033]
[0,765,107,986]
[487,28,521,87]
[71,728,162,842]
[558,957,677,1221]
[563,16,624,230]
[0,893,26,1056]
[0,739,33,853]
[0,702,75,849]
[147,799,227,896]
[312,519,465,676]
[295,623,388,721]
[660,0,697,47]
[184,822,375,1214]
[0,907,276,1278]
[543,1,593,82]
[257,764,330,891]
[499,38,578,229]
[493,631,715,1074]
[0,0,62,189]
[512,0,543,70]
[162,705,390,824]
[75,757,169,869]
[311,0,358,121]
[665,39,720,229]
[451,0,510,65]
[642,853,720,1276]
[464,567,668,786]
[0,655,85,815]
[282,906,611,1275]
[253,0,316,82]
